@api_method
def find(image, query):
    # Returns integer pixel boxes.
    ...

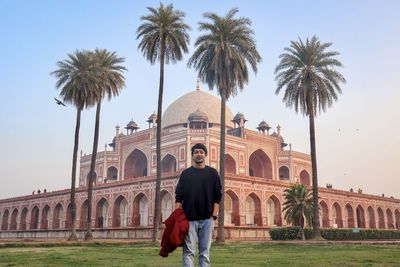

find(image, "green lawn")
[0,242,399,266]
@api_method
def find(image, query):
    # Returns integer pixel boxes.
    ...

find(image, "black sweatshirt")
[175,166,222,221]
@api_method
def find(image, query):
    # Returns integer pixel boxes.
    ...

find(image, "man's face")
[192,148,206,164]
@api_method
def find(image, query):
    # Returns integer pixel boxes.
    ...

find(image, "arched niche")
[161,154,177,174]
[248,149,273,180]
[279,166,290,180]
[124,149,148,179]
[225,154,236,175]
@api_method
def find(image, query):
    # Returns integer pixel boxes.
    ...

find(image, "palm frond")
[188,8,261,98]
[51,50,100,110]
[283,184,314,226]
[274,36,346,116]
[136,3,190,65]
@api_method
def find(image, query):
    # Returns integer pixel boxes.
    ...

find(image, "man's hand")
[212,203,219,220]
[175,202,182,210]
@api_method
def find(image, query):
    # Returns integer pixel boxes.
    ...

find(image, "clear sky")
[0,0,399,199]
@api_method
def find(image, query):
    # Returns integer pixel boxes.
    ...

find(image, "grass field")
[0,242,399,266]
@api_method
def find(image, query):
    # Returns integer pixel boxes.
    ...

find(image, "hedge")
[269,227,312,240]
[269,227,400,240]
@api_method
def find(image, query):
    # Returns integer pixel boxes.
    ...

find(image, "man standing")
[175,143,222,267]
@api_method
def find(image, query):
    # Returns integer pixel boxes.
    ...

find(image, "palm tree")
[51,50,98,240]
[188,8,261,243]
[283,184,313,240]
[274,36,346,238]
[84,49,126,240]
[136,3,190,243]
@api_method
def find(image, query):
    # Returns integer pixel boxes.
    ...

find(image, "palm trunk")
[300,213,305,240]
[308,95,321,239]
[152,39,165,243]
[216,91,226,244]
[85,101,102,241]
[68,108,81,241]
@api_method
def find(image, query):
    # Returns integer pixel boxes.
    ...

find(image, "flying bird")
[54,97,66,106]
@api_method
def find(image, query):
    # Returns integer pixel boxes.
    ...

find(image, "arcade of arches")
[3,190,398,232]
[90,147,310,185]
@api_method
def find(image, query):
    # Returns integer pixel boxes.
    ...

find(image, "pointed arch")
[113,195,128,227]
[161,190,174,222]
[10,208,18,230]
[377,207,385,229]
[79,200,88,229]
[395,209,400,230]
[124,149,148,179]
[245,193,262,226]
[65,203,73,229]
[224,193,233,224]
[279,166,290,180]
[86,171,97,186]
[224,154,236,175]
[95,198,109,228]
[386,208,394,229]
[132,193,149,226]
[19,207,28,230]
[53,203,63,229]
[107,166,118,180]
[367,206,376,229]
[41,205,50,230]
[319,200,329,228]
[225,190,240,225]
[139,196,149,226]
[248,149,273,180]
[266,195,282,226]
[331,202,343,228]
[356,205,366,228]
[1,209,9,230]
[299,170,311,186]
[161,154,177,174]
[345,203,354,228]
[30,206,39,230]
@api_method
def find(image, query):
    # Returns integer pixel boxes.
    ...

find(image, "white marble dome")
[162,89,234,129]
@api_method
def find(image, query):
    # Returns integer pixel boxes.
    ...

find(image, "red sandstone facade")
[1,89,399,239]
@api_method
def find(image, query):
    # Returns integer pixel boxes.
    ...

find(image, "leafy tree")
[136,3,190,242]
[85,49,126,240]
[283,184,313,240]
[51,50,98,240]
[188,8,261,243]
[275,36,346,238]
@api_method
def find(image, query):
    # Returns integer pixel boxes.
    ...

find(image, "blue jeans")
[183,218,214,267]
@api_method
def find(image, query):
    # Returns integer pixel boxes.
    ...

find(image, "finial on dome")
[196,77,200,91]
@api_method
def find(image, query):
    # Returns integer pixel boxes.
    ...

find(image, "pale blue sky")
[0,0,399,199]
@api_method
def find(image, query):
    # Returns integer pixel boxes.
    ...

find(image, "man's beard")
[194,157,204,163]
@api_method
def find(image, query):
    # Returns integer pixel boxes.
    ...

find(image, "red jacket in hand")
[159,208,189,257]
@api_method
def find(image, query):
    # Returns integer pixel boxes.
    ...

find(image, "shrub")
[269,227,314,240]
[321,229,400,240]
[269,227,400,240]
